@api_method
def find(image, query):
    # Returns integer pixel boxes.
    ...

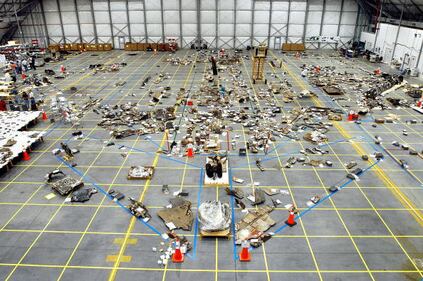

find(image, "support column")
[215,0,218,48]
[30,9,38,43]
[142,0,148,43]
[267,0,273,47]
[56,0,66,44]
[196,0,201,47]
[107,0,114,47]
[126,0,132,42]
[90,0,98,44]
[39,2,50,46]
[372,2,382,52]
[233,0,237,48]
[416,36,423,71]
[318,0,326,49]
[391,3,404,60]
[178,0,182,46]
[250,0,255,47]
[74,0,83,43]
[302,0,309,44]
[353,4,360,42]
[336,0,345,45]
[160,0,165,43]
[285,0,291,44]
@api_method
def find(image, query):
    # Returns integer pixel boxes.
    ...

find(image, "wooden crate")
[77,43,85,51]
[158,43,166,51]
[87,44,98,51]
[48,45,60,52]
[150,43,158,51]
[296,43,305,51]
[70,44,78,51]
[124,43,132,51]
[104,43,112,51]
[136,43,144,51]
[282,43,291,51]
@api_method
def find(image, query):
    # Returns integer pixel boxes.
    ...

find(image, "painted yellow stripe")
[108,51,197,281]
[243,53,322,281]
[114,238,137,245]
[275,51,423,228]
[0,262,422,273]
[106,255,132,263]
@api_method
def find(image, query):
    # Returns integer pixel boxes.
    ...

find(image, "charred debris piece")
[95,102,176,139]
[128,197,151,221]
[49,176,84,196]
[236,205,276,246]
[157,198,194,231]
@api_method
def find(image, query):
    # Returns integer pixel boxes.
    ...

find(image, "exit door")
[118,36,125,50]
[274,37,281,50]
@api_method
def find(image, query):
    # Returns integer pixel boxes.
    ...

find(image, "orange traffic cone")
[42,111,48,121]
[285,210,297,227]
[187,147,194,158]
[22,150,31,161]
[239,240,251,262]
[172,240,184,263]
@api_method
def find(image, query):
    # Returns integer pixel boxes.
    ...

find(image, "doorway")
[274,36,282,50]
[118,36,125,50]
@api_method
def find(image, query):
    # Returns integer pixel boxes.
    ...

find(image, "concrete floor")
[0,49,422,281]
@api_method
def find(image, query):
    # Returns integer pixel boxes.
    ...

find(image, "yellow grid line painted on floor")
[106,255,132,263]
[1,228,423,239]
[55,51,174,281]
[0,52,129,197]
[0,53,139,277]
[1,181,422,190]
[114,238,137,245]
[325,141,423,277]
[11,163,423,173]
[0,262,421,273]
[241,57,292,281]
[279,52,423,227]
[5,51,153,281]
[108,50,196,281]
[1,202,422,211]
[266,58,376,280]
[279,52,423,278]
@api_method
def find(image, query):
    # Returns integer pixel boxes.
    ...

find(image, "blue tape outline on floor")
[188,168,204,259]
[232,136,357,169]
[55,155,165,238]
[272,159,381,235]
[228,168,239,261]
[86,135,202,169]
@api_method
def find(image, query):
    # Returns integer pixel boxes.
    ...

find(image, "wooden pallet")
[200,228,231,239]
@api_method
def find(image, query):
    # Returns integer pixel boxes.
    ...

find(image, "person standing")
[0,99,7,111]
[22,59,28,72]
[29,56,36,70]
[30,97,38,111]
[22,92,29,111]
